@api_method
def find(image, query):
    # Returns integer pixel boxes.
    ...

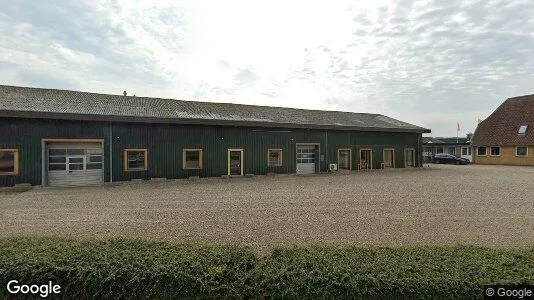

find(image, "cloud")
[1,0,534,136]
[233,68,260,87]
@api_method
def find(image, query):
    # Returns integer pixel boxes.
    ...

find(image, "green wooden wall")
[0,117,423,186]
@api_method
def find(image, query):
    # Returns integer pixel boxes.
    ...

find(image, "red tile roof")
[472,95,534,146]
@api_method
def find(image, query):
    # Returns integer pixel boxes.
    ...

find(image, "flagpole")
[456,122,459,143]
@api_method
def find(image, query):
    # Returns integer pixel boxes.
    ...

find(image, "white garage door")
[47,143,104,187]
[296,145,317,174]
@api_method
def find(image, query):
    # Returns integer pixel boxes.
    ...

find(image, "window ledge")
[183,167,202,170]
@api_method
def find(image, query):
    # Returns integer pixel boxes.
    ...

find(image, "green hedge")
[0,237,256,299]
[255,246,534,299]
[0,238,533,299]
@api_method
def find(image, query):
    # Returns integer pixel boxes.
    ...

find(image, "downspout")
[417,133,421,167]
[109,121,113,183]
[41,140,46,186]
[325,129,328,172]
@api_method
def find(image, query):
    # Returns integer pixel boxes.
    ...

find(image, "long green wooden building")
[0,85,430,187]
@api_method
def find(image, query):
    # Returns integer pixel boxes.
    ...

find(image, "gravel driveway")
[1,164,533,249]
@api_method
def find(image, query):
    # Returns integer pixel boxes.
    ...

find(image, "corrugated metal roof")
[0,85,430,133]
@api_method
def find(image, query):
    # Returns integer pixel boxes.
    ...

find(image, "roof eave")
[1,110,431,133]
[423,142,470,145]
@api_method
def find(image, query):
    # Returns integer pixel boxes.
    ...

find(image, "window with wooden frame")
[267,149,283,166]
[490,146,500,156]
[183,149,203,169]
[0,149,19,175]
[124,149,148,171]
[477,147,487,156]
[516,146,528,157]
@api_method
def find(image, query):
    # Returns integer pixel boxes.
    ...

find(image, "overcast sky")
[1,0,534,136]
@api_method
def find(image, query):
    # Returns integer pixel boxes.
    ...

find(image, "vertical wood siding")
[0,117,423,186]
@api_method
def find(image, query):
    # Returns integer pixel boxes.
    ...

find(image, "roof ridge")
[0,84,380,116]
[507,94,534,100]
[0,84,430,133]
[472,94,534,146]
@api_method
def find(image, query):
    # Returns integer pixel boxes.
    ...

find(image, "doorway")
[337,149,352,170]
[382,148,395,168]
[359,149,372,170]
[45,140,104,187]
[227,149,244,176]
[404,148,415,167]
[296,144,318,174]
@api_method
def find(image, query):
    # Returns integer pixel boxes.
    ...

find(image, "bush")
[253,245,534,299]
[0,238,533,299]
[0,237,256,299]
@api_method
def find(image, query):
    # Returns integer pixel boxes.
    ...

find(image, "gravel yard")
[1,164,533,249]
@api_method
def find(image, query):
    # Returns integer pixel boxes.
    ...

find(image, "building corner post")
[325,129,328,172]
[109,122,113,183]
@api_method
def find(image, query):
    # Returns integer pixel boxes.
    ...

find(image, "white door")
[68,155,86,171]
[47,143,103,186]
[383,149,394,168]
[296,145,316,174]
[338,149,351,170]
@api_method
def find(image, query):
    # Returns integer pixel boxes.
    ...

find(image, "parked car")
[432,153,470,165]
